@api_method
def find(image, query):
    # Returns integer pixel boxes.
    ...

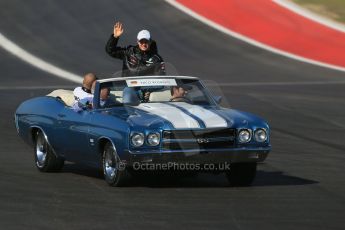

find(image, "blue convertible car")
[15,76,271,186]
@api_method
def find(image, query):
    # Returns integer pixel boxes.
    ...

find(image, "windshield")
[97,78,216,108]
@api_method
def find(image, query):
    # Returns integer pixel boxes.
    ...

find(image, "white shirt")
[73,87,93,101]
[73,87,93,112]
[100,100,106,107]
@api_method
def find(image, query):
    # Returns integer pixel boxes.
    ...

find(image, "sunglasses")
[138,39,150,44]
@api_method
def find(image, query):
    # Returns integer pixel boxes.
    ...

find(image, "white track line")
[0,32,82,83]
[164,0,345,73]
[273,0,345,34]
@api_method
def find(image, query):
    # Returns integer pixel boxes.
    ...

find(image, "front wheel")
[34,130,64,172]
[225,162,257,186]
[102,142,129,186]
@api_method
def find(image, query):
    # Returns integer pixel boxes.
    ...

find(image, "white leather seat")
[149,90,171,102]
[110,90,123,103]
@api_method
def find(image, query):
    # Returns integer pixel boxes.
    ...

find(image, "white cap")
[137,30,151,41]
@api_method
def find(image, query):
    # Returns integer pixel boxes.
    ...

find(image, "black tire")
[34,130,64,172]
[102,142,129,186]
[225,162,257,187]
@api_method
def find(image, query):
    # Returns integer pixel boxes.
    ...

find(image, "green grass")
[293,0,345,23]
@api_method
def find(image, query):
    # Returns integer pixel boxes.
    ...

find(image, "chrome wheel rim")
[36,133,47,168]
[104,146,118,180]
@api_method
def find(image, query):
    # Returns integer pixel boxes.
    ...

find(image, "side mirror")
[213,95,222,104]
[123,87,140,106]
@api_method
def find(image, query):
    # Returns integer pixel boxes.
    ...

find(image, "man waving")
[105,22,165,76]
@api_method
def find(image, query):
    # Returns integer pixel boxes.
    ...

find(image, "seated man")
[72,73,97,111]
[170,84,192,102]
[99,87,112,107]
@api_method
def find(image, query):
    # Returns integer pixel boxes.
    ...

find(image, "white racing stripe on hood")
[174,102,228,128]
[137,103,200,129]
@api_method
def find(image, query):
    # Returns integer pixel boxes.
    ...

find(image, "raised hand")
[113,22,124,38]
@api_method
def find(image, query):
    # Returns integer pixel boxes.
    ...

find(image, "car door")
[54,107,93,163]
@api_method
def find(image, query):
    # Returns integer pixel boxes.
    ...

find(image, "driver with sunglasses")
[105,22,165,77]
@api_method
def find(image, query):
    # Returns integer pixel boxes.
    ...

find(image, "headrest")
[149,90,171,102]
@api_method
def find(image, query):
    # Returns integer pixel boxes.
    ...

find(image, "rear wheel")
[102,142,129,186]
[34,130,64,172]
[226,162,257,186]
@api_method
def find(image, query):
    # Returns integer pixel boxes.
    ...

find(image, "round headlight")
[238,129,251,143]
[147,133,160,146]
[131,133,145,147]
[254,129,267,142]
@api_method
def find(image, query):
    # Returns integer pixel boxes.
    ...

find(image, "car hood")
[134,102,231,129]
[107,102,267,130]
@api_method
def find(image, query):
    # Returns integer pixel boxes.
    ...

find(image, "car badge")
[197,138,209,144]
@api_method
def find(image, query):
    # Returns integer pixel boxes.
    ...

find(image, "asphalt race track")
[1,0,345,229]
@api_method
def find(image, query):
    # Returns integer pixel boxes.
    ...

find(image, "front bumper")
[123,147,271,165]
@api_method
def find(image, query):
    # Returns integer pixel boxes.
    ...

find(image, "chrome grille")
[162,128,235,150]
